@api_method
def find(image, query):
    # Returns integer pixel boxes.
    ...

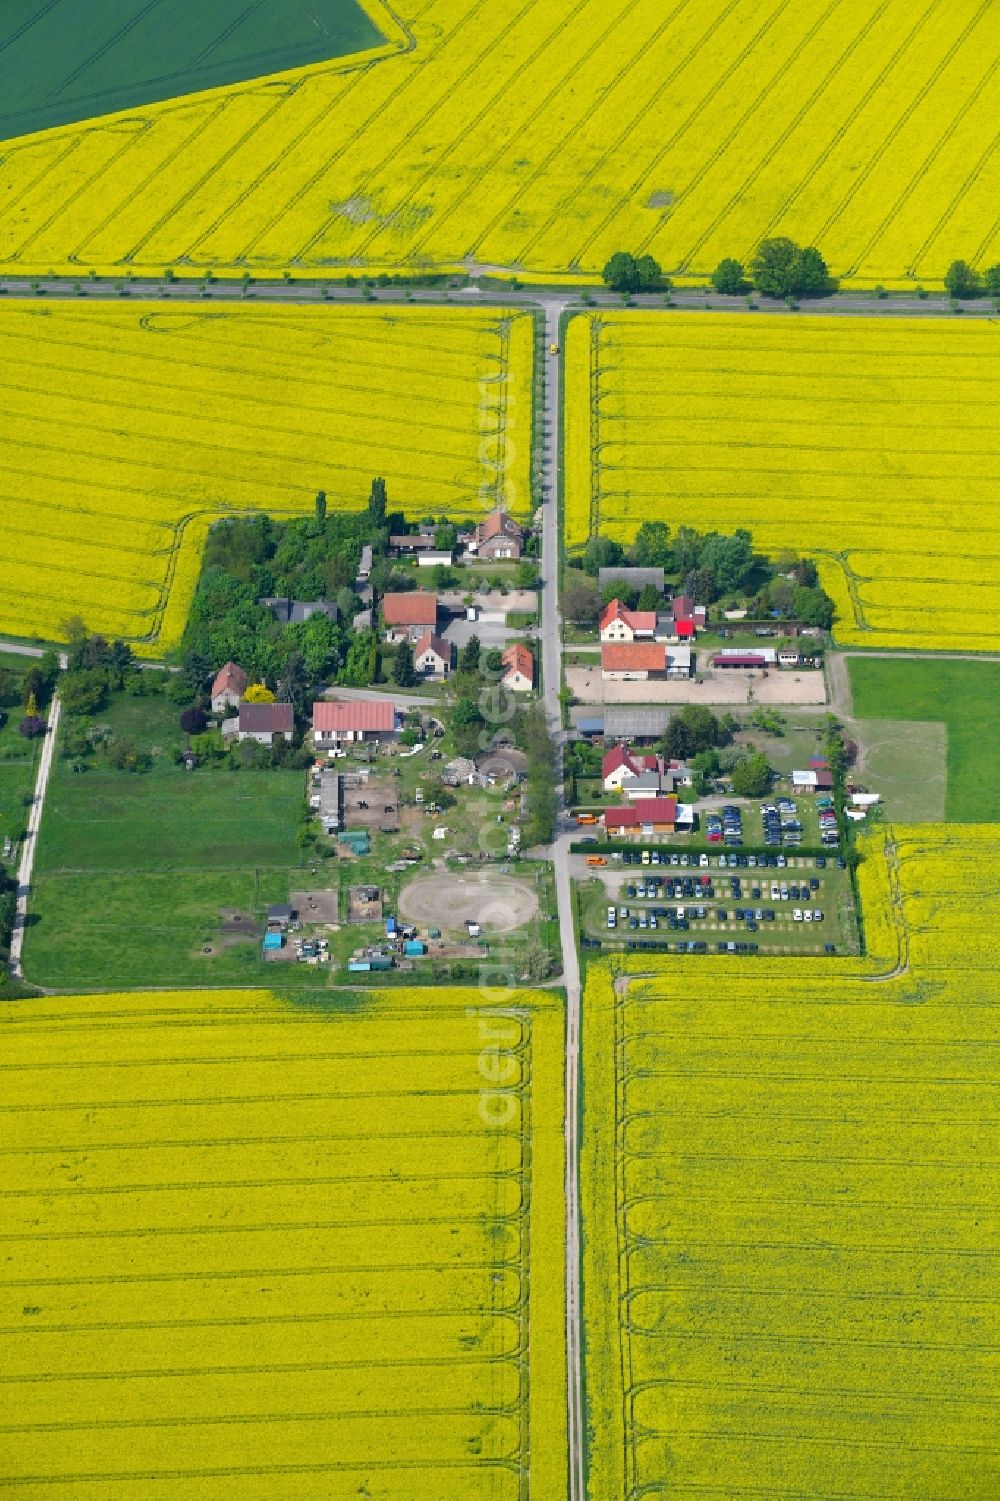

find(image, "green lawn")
[23,692,315,989]
[848,658,1000,821]
[0,0,384,140]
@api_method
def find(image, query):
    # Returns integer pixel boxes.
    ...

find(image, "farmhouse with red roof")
[600,598,657,643]
[382,592,439,643]
[313,699,399,749]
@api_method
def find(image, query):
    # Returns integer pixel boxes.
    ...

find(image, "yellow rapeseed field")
[584,825,1000,1499]
[2,1,1000,287]
[0,984,566,1500]
[0,302,534,652]
[565,311,1000,650]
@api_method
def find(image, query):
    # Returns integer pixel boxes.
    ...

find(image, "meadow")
[22,690,313,990]
[584,824,1000,1499]
[0,302,534,652]
[1,1,1000,286]
[565,311,1000,651]
[0,0,390,139]
[849,657,1000,821]
[0,984,567,1499]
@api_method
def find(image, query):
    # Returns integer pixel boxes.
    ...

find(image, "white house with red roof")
[210,661,247,714]
[313,699,399,749]
[413,631,454,679]
[501,642,534,693]
[602,746,678,796]
[600,598,657,643]
[602,744,643,791]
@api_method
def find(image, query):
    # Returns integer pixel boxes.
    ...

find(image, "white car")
[803,910,814,922]
[699,853,709,868]
[793,909,803,922]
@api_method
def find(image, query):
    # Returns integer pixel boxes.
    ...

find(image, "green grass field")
[0,0,384,140]
[849,658,1000,822]
[23,694,315,990]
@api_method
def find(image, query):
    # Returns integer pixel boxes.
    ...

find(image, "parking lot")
[705,796,840,853]
[577,849,859,956]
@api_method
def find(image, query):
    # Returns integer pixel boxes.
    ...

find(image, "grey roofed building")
[259,597,339,627]
[598,566,665,592]
[624,769,664,795]
[603,706,670,740]
[357,544,373,580]
[317,771,341,835]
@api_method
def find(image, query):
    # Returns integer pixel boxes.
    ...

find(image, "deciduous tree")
[711,257,746,294]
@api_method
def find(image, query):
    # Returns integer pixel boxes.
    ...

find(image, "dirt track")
[399,870,537,933]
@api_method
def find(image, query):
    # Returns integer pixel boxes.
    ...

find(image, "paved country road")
[1,272,998,320]
[537,300,587,1501]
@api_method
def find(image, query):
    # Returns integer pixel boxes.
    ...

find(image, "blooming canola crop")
[584,825,1000,1499]
[1,1,999,287]
[0,303,534,652]
[0,984,567,1499]
[565,311,1000,651]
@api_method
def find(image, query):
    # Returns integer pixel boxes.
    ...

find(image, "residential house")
[389,534,436,556]
[670,594,708,631]
[600,598,657,643]
[602,745,676,797]
[210,661,247,714]
[473,510,525,560]
[501,643,534,693]
[357,544,373,582]
[657,595,708,643]
[259,597,338,627]
[623,769,668,800]
[602,642,667,681]
[413,631,454,679]
[792,768,835,793]
[598,565,665,593]
[382,592,438,643]
[313,700,399,749]
[604,797,678,840]
[237,702,294,746]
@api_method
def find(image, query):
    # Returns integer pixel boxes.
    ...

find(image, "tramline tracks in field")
[0,988,569,1494]
[569,310,1000,652]
[0,302,531,650]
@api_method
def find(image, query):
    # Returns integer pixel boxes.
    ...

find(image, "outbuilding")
[237,702,294,745]
[604,797,677,839]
